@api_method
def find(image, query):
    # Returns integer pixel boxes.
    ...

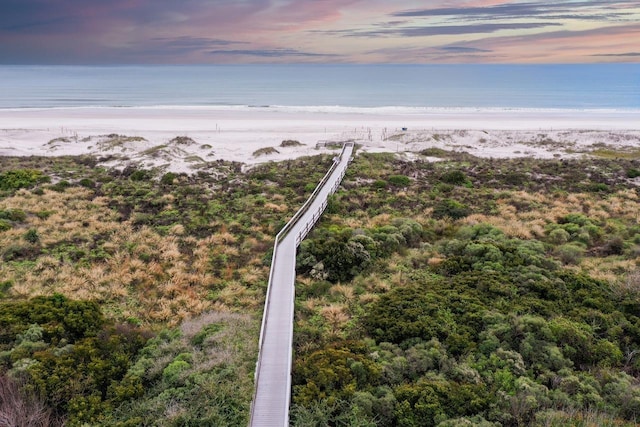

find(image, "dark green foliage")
[23,228,39,244]
[293,342,380,406]
[0,295,150,425]
[298,219,423,283]
[104,314,257,426]
[432,199,470,219]
[297,227,372,283]
[294,150,640,425]
[129,169,150,181]
[49,180,71,192]
[627,168,640,178]
[160,172,177,185]
[439,170,468,186]
[388,175,411,187]
[79,178,95,188]
[0,208,27,222]
[0,169,50,192]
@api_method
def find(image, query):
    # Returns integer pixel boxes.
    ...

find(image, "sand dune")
[1,107,639,173]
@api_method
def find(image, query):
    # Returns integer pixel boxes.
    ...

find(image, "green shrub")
[433,199,470,220]
[626,168,640,178]
[388,175,411,187]
[129,170,149,181]
[440,170,468,186]
[373,180,387,189]
[79,178,95,188]
[0,220,10,232]
[160,172,177,185]
[0,209,26,222]
[49,180,71,192]
[548,228,570,244]
[555,243,585,265]
[0,169,49,191]
[23,228,39,244]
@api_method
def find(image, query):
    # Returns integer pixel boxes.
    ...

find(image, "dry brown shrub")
[264,202,287,212]
[0,375,58,427]
[359,293,379,304]
[330,284,355,302]
[321,304,350,335]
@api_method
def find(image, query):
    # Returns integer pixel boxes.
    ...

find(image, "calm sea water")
[0,64,638,110]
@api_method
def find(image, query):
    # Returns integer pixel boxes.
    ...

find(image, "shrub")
[253,147,279,157]
[373,180,387,189]
[626,168,640,178]
[0,169,50,191]
[433,199,470,220]
[281,140,303,147]
[555,243,585,265]
[0,209,26,222]
[160,172,177,185]
[548,228,570,245]
[388,175,411,187]
[0,375,57,427]
[79,178,95,188]
[49,180,70,192]
[129,170,149,181]
[23,229,39,244]
[440,170,469,186]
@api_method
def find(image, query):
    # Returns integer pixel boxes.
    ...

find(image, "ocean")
[0,64,638,111]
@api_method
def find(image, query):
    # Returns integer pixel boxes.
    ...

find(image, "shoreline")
[1,107,639,173]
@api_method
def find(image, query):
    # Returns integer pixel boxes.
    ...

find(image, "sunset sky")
[1,0,639,64]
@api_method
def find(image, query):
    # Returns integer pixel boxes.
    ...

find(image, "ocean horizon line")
[2,104,640,114]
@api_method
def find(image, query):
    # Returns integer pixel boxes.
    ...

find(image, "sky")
[1,0,639,64]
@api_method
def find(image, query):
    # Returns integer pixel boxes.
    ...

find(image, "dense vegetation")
[1,146,640,425]
[0,154,332,425]
[291,151,640,426]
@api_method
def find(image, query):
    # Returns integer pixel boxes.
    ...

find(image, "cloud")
[1,0,639,63]
[209,48,339,58]
[438,46,493,53]
[445,23,640,62]
[333,22,561,38]
[392,1,635,21]
[592,52,640,57]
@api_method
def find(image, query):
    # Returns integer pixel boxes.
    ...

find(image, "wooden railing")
[249,142,353,426]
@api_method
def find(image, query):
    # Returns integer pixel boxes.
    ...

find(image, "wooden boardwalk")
[249,143,354,427]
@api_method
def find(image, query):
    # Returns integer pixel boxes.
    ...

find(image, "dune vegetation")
[1,149,640,426]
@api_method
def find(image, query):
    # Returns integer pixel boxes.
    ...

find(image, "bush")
[0,295,150,423]
[0,209,26,222]
[0,169,50,191]
[281,140,303,147]
[253,147,279,157]
[440,170,469,186]
[79,178,95,188]
[129,170,150,181]
[388,175,411,187]
[160,172,177,185]
[0,220,10,232]
[433,199,470,220]
[23,229,39,244]
[49,180,70,192]
[626,168,640,178]
[555,243,585,265]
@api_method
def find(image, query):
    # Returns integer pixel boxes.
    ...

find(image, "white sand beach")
[1,107,639,173]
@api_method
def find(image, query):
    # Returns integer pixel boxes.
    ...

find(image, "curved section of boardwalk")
[250,143,354,427]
